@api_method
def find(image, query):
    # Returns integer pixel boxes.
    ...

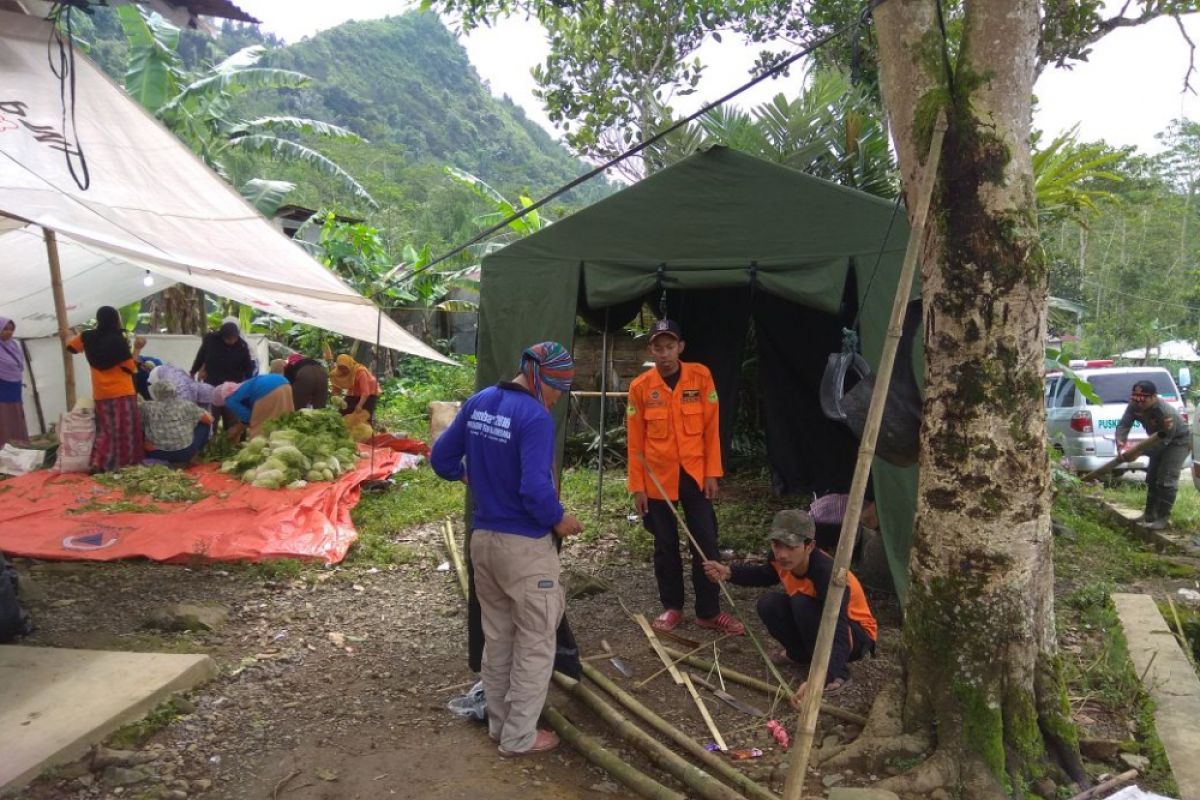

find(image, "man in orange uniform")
[627,319,744,635]
[703,510,877,697]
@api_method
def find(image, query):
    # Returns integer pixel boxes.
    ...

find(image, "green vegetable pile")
[220,408,361,490]
[93,465,208,503]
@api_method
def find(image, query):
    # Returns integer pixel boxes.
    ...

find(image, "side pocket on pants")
[518,573,565,634]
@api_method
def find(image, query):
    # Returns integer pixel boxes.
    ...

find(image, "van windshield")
[1086,372,1177,404]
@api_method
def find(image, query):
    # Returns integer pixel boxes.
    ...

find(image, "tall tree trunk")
[864,1,1080,794]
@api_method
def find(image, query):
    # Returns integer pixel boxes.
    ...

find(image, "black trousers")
[644,470,721,619]
[756,591,871,680]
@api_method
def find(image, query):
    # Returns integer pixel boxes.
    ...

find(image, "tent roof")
[0,10,450,363]
[485,147,907,296]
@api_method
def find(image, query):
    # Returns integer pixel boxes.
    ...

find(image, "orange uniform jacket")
[626,361,722,501]
[773,562,878,643]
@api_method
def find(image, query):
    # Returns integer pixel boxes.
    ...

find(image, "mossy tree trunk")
[870,1,1081,795]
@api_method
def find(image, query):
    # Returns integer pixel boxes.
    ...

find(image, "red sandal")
[696,612,745,636]
[651,608,684,632]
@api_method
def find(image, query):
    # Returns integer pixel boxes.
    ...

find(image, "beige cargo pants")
[470,529,565,754]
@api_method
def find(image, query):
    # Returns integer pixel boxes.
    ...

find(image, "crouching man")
[702,509,876,697]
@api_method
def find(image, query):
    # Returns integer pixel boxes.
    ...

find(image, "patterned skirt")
[91,395,143,473]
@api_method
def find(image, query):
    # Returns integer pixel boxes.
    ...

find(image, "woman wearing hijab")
[284,353,329,410]
[141,379,212,464]
[0,317,29,449]
[190,319,254,387]
[66,306,146,472]
[217,374,294,441]
[329,354,380,422]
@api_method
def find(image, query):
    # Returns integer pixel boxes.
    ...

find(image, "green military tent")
[476,146,920,600]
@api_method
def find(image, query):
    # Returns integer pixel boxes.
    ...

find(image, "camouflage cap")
[767,509,815,547]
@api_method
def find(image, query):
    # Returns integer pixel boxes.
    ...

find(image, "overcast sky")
[233,0,1198,155]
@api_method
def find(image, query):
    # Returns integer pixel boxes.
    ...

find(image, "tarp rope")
[44,3,91,191]
[371,6,875,298]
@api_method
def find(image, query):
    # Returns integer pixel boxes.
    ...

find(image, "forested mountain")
[77,9,609,255]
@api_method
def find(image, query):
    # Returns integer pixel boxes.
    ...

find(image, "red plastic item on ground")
[0,446,413,564]
[366,432,430,457]
[766,719,790,749]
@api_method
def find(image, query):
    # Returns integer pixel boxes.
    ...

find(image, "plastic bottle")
[766,719,790,750]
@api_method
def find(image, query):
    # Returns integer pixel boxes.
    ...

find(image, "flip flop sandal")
[824,677,850,696]
[651,608,684,632]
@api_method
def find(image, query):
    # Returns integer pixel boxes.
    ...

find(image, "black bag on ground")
[0,553,33,642]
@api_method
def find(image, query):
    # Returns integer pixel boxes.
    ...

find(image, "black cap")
[1132,379,1158,396]
[649,319,682,343]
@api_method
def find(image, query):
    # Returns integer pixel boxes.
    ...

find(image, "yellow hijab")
[330,354,366,391]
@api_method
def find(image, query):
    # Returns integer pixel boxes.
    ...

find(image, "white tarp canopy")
[1117,340,1200,363]
[0,10,451,364]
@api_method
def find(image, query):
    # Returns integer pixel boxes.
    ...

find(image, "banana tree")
[115,6,375,215]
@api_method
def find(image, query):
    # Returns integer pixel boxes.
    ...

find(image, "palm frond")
[231,116,363,142]
[230,136,377,208]
[239,178,296,216]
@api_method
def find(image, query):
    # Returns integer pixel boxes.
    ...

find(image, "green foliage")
[93,465,208,503]
[1033,125,1123,225]
[377,355,476,436]
[351,465,465,531]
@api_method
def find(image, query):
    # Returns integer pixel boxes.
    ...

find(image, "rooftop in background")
[0,0,259,26]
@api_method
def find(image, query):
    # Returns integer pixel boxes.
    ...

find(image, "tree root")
[821,677,931,772]
[873,747,1008,800]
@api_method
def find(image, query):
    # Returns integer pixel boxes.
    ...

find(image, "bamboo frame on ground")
[543,704,685,800]
[782,112,948,800]
[660,647,867,728]
[554,672,747,800]
[580,662,781,800]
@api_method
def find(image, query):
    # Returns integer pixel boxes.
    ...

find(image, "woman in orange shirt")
[66,306,146,473]
[329,354,381,423]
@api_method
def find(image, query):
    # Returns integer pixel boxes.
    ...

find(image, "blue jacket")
[431,383,563,538]
[225,374,289,424]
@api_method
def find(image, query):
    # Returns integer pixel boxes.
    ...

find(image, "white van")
[1046,366,1188,475]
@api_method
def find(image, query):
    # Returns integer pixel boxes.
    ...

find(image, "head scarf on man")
[329,354,366,391]
[0,316,23,384]
[520,342,574,407]
[80,306,133,370]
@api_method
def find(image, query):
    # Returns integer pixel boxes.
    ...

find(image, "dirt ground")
[10,515,902,800]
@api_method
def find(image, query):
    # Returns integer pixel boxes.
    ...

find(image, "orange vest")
[626,361,722,500]
[773,562,878,643]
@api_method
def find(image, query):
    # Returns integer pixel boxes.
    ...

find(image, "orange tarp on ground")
[0,447,419,564]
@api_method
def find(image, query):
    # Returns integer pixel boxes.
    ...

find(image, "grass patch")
[1100,478,1200,530]
[106,697,189,749]
[1054,490,1190,582]
[346,465,464,565]
[376,355,475,438]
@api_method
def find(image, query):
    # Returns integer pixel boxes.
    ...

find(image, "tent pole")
[43,228,76,411]
[782,111,948,800]
[19,339,46,435]
[596,308,610,515]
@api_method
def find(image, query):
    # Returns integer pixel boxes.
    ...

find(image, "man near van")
[1116,379,1191,529]
[702,509,877,697]
[627,319,744,636]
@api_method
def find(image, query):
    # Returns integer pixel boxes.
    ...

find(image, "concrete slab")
[1112,593,1200,800]
[0,645,216,795]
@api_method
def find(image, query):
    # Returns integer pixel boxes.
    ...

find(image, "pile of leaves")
[93,465,209,503]
[220,408,361,490]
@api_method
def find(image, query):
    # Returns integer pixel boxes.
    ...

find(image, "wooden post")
[597,307,609,515]
[782,112,948,800]
[43,228,75,411]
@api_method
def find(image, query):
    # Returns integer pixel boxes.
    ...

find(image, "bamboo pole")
[682,672,728,751]
[597,307,609,515]
[43,228,75,410]
[542,704,685,800]
[636,453,793,697]
[1064,769,1136,800]
[782,112,948,800]
[634,613,685,685]
[637,633,730,688]
[661,647,867,728]
[580,662,782,800]
[442,519,469,598]
[1080,432,1163,482]
[554,673,747,800]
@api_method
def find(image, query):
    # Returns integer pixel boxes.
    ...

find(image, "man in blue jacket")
[431,341,582,757]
